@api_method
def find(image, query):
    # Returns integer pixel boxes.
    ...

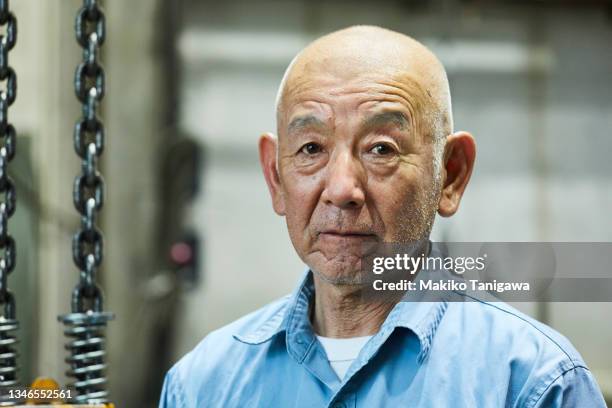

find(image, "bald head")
[276,25,453,152]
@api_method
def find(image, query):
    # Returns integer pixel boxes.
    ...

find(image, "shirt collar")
[234,259,448,365]
[232,269,311,345]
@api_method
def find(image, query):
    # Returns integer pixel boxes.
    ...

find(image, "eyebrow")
[287,115,327,134]
[362,111,410,131]
[286,111,410,135]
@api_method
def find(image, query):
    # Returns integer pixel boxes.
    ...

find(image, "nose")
[321,150,366,209]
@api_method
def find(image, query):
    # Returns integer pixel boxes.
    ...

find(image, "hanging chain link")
[0,0,17,310]
[72,0,106,309]
[60,0,113,404]
[0,0,20,402]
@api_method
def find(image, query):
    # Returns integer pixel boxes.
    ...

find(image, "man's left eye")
[369,143,395,155]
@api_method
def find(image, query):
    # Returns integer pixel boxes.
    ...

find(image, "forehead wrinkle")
[281,72,434,145]
[340,74,431,132]
[375,77,433,137]
[276,26,453,136]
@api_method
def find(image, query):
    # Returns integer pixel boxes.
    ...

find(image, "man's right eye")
[299,142,323,155]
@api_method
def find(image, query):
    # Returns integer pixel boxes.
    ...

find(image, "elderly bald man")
[160,26,605,407]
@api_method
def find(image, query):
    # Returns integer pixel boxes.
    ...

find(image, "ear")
[259,132,286,215]
[437,131,476,217]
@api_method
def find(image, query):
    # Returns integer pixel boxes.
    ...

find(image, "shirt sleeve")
[531,366,607,408]
[158,367,187,408]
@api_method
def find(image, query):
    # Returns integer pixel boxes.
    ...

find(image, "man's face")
[276,68,441,284]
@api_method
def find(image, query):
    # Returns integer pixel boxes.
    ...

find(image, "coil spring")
[0,316,18,406]
[59,311,113,404]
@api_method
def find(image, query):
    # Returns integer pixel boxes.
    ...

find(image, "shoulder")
[451,299,584,366]
[441,299,605,406]
[164,294,291,392]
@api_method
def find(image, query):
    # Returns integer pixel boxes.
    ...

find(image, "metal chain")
[0,0,20,402]
[60,0,113,404]
[0,0,17,312]
[72,0,106,310]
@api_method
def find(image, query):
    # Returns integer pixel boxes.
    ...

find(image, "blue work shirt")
[160,267,606,407]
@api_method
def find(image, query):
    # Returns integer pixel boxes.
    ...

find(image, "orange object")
[18,377,116,407]
[26,377,62,404]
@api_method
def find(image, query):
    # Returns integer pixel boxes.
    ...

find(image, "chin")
[309,255,372,286]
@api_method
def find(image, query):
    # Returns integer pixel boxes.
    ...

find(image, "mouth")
[318,230,377,240]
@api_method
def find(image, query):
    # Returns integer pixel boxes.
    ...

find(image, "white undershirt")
[316,335,373,380]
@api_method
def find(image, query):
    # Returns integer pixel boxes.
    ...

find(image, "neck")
[311,274,401,338]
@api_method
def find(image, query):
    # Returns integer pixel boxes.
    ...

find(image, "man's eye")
[369,143,395,155]
[299,142,323,155]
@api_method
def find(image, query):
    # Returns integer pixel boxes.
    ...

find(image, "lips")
[318,230,377,241]
[319,227,373,234]
[321,231,372,237]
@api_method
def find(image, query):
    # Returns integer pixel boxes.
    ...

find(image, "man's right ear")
[258,132,286,216]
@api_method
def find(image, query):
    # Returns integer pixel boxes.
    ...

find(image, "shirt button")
[331,402,346,408]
